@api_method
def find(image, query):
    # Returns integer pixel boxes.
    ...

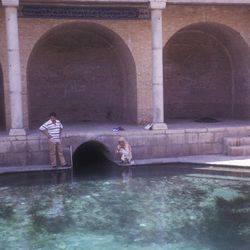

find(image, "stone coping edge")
[1,154,250,174]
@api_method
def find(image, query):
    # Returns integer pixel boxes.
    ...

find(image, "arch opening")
[73,141,115,176]
[27,22,137,128]
[164,22,250,120]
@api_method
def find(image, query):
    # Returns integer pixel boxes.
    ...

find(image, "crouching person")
[116,137,133,164]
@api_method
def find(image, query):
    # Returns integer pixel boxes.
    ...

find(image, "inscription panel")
[19,5,150,20]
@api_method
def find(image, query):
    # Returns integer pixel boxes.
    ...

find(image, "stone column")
[150,0,167,130]
[2,0,25,135]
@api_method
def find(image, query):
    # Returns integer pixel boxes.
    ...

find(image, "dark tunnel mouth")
[73,140,116,176]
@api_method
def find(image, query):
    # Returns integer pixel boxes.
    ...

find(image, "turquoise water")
[0,171,250,250]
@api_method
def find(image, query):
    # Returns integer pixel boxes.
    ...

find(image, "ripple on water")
[0,173,250,249]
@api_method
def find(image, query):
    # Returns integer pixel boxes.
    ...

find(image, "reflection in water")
[122,167,133,183]
[0,171,250,249]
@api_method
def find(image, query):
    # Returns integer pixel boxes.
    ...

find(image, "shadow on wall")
[73,140,116,176]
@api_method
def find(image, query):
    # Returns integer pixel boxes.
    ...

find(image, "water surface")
[0,169,250,250]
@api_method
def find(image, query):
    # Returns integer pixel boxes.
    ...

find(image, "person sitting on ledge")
[39,112,68,168]
[116,137,133,164]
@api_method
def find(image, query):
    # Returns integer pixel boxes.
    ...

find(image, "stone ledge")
[228,145,250,156]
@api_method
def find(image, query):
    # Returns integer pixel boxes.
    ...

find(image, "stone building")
[1,0,250,166]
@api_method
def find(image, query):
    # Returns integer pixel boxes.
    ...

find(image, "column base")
[151,122,168,130]
[9,128,26,136]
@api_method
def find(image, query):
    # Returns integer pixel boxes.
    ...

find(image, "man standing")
[39,112,67,168]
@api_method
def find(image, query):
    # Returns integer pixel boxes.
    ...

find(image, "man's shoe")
[62,164,69,167]
[52,165,57,168]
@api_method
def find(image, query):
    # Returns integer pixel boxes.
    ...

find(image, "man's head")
[49,112,57,123]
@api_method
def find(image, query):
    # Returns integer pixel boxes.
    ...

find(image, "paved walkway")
[3,118,249,138]
[132,154,250,167]
[0,165,72,174]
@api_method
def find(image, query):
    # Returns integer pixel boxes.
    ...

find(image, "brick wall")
[1,5,250,130]
[164,23,233,119]
[19,18,152,129]
[28,23,138,128]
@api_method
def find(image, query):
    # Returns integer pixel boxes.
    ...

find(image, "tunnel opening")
[73,141,116,176]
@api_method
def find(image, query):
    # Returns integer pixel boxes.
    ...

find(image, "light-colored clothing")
[39,119,66,166]
[117,144,132,163]
[39,119,63,143]
[49,140,66,166]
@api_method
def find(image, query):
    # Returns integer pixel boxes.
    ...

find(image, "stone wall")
[0,124,250,166]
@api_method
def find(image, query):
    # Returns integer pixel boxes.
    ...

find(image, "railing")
[64,145,73,168]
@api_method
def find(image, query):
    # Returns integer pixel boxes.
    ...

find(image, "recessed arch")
[27,22,137,128]
[163,22,250,120]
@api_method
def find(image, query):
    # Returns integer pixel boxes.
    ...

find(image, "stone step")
[224,136,250,155]
[224,136,250,147]
[193,165,250,177]
[227,145,250,156]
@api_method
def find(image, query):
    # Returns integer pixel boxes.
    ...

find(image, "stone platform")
[1,119,250,167]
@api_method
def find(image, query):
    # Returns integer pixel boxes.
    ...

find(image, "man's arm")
[59,121,64,139]
[39,129,52,139]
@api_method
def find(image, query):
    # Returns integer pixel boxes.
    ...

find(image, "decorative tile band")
[19,5,150,20]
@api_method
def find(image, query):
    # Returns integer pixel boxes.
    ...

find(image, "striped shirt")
[39,119,63,143]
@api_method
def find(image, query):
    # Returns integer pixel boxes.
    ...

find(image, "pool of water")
[0,167,250,250]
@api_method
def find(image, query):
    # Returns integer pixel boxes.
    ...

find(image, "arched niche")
[27,22,137,128]
[164,22,250,120]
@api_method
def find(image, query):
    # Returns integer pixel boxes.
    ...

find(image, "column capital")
[150,0,166,10]
[1,0,19,7]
